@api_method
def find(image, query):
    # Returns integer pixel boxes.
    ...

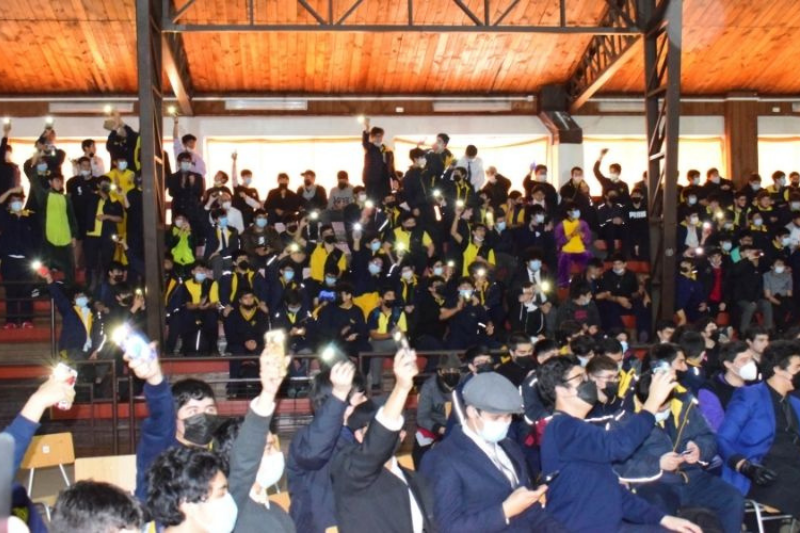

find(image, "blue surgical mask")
[325,275,337,287]
[36,162,48,173]
[721,241,732,251]
[401,270,414,281]
[218,217,229,227]
[620,341,629,353]
[572,210,580,219]
[477,413,511,444]
[370,241,381,252]
[283,270,295,282]
[432,266,444,277]
[117,161,128,171]
[243,177,252,186]
[10,201,23,212]
[496,221,506,232]
[255,218,268,228]
[194,272,207,283]
[75,296,89,308]
[288,306,302,314]
[368,262,382,275]
[180,162,192,172]
[528,260,542,271]
[459,289,474,300]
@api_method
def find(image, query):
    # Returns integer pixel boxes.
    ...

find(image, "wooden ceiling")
[0,0,799,98]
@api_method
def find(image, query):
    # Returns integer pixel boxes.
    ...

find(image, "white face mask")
[222,201,232,210]
[255,451,286,490]
[737,360,758,382]
[197,492,238,533]
[477,413,511,444]
[620,341,629,353]
[775,266,786,274]
[537,173,547,182]
[577,355,591,368]
[609,173,620,182]
[654,409,671,423]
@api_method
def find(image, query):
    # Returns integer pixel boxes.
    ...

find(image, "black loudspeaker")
[540,84,569,112]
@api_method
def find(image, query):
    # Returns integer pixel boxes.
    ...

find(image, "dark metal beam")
[163,23,639,34]
[171,0,198,23]
[136,0,167,347]
[644,0,682,321]
[566,0,641,112]
[162,31,194,115]
[452,0,483,26]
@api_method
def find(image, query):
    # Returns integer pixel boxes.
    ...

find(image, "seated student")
[586,352,634,420]
[420,372,566,533]
[413,354,461,468]
[496,334,537,388]
[718,340,800,519]
[441,277,494,350]
[2,373,75,533]
[264,172,301,223]
[614,368,744,533]
[676,330,707,394]
[330,349,435,533]
[51,481,144,533]
[698,341,756,432]
[413,274,448,352]
[675,256,707,327]
[297,169,328,212]
[316,282,370,360]
[554,280,601,335]
[536,357,701,533]
[287,363,365,533]
[390,212,435,274]
[223,288,270,397]
[273,288,314,357]
[450,208,496,276]
[124,350,219,501]
[554,201,592,288]
[597,189,626,254]
[173,261,221,356]
[218,249,268,313]
[596,253,652,338]
[508,281,553,339]
[367,287,407,390]
[146,447,237,533]
[309,224,347,283]
[205,208,241,279]
[469,262,505,331]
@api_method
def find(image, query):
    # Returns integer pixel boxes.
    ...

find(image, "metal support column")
[643,0,682,320]
[136,0,167,345]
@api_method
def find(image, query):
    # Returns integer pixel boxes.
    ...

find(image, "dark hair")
[284,288,303,307]
[687,169,701,180]
[570,335,595,357]
[146,447,228,527]
[409,147,426,161]
[744,325,769,343]
[646,342,682,372]
[212,417,244,460]
[172,378,216,411]
[557,320,583,345]
[465,145,478,157]
[719,341,749,365]
[677,330,705,360]
[177,151,193,163]
[437,133,450,145]
[534,164,547,174]
[210,208,226,221]
[77,156,91,166]
[586,354,618,375]
[181,134,197,145]
[464,345,491,364]
[609,163,621,174]
[509,334,533,350]
[81,139,95,151]
[107,261,126,274]
[534,338,559,358]
[608,252,627,264]
[310,367,365,412]
[569,280,591,300]
[597,338,623,357]
[655,319,676,336]
[761,340,800,379]
[337,170,348,181]
[369,127,384,136]
[51,480,143,533]
[536,357,578,407]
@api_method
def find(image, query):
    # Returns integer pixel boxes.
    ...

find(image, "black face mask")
[576,379,599,406]
[475,362,494,374]
[515,356,535,371]
[279,183,288,190]
[603,382,619,401]
[385,201,397,208]
[383,299,396,308]
[437,372,461,391]
[287,224,299,233]
[323,234,336,244]
[708,330,720,342]
[792,371,800,390]
[238,260,250,271]
[242,303,257,311]
[112,274,124,283]
[338,181,348,189]
[182,413,220,446]
[304,179,313,187]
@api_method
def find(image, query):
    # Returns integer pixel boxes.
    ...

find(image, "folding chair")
[745,499,798,533]
[74,454,137,494]
[19,432,75,520]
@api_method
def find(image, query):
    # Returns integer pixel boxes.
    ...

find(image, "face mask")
[437,372,461,391]
[654,409,671,423]
[459,289,473,301]
[571,210,580,219]
[689,216,699,225]
[383,299,396,308]
[495,221,506,232]
[303,178,313,187]
[241,302,257,311]
[100,183,111,193]
[323,235,336,245]
[620,341,629,353]
[751,183,761,191]
[792,202,800,211]
[75,296,89,308]
[255,451,286,489]
[631,196,642,203]
[691,178,700,186]
[738,361,758,382]
[791,371,800,390]
[416,158,427,169]
[576,379,598,405]
[367,240,381,252]
[218,217,228,228]
[401,270,413,281]
[573,175,583,183]
[180,162,192,172]
[613,267,625,275]
[80,169,91,177]
[721,241,732,251]
[325,275,337,287]
[477,413,511,444]
[515,357,535,371]
[475,362,494,374]
[781,237,791,247]
[198,492,238,533]
[687,196,697,206]
[534,214,546,224]
[777,179,786,188]
[609,173,620,182]
[118,161,128,171]
[10,201,22,212]
[243,177,252,186]
[432,266,444,277]
[577,355,591,368]
[282,270,295,282]
[537,173,547,182]
[529,260,542,271]
[473,235,484,244]
[194,272,207,283]
[603,381,619,400]
[279,183,288,190]
[368,262,382,275]
[775,266,786,274]
[711,176,720,184]
[338,181,348,189]
[222,201,232,210]
[238,260,250,271]
[753,218,763,227]
[358,193,367,202]
[182,413,220,446]
[36,163,48,173]
[255,218,268,228]
[287,305,302,314]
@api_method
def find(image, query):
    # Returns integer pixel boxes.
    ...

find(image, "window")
[758,137,800,179]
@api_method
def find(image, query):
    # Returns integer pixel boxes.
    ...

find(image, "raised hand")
[330,360,356,401]
[125,344,163,386]
[393,346,418,391]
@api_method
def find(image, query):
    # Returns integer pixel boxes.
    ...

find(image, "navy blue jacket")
[718,382,800,495]
[419,424,565,533]
[287,395,351,533]
[541,411,665,532]
[134,379,178,501]
[3,414,48,533]
[49,282,102,354]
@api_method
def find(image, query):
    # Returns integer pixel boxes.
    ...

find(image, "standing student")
[554,201,592,288]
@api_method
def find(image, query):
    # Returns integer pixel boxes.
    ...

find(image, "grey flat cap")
[462,372,523,414]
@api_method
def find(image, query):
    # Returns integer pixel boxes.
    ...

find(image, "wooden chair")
[269,491,291,511]
[745,499,797,533]
[19,432,74,520]
[397,454,415,471]
[74,454,137,494]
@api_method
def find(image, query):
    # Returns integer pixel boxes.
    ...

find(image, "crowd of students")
[1,115,800,532]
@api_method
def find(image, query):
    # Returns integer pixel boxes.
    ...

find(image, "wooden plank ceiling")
[0,0,799,96]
